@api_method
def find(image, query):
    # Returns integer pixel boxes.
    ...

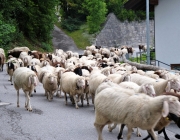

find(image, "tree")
[83,0,107,34]
[0,13,16,48]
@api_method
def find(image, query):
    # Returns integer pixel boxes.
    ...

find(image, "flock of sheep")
[1,45,180,140]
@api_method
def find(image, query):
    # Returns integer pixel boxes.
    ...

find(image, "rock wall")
[95,13,154,48]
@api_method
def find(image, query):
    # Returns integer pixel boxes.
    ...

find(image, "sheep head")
[142,84,156,97]
[28,75,38,87]
[76,77,85,90]
[166,79,180,92]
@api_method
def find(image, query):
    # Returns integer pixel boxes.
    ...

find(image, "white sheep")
[60,72,86,109]
[41,71,58,101]
[108,81,156,136]
[13,67,38,111]
[30,58,41,66]
[8,46,30,53]
[94,86,180,140]
[23,55,32,67]
[130,73,180,95]
[107,73,131,84]
[89,73,111,104]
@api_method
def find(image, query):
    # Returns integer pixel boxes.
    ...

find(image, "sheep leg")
[64,92,68,105]
[126,126,133,140]
[81,94,84,107]
[147,129,157,140]
[10,76,13,85]
[25,91,32,111]
[94,123,105,140]
[117,124,125,139]
[92,94,95,104]
[159,128,170,140]
[25,92,28,109]
[108,123,117,132]
[86,92,89,106]
[94,111,110,140]
[142,135,151,140]
[136,127,141,137]
[17,90,20,107]
[56,85,61,97]
[73,95,79,109]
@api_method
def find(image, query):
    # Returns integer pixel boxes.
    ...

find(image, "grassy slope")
[55,23,94,50]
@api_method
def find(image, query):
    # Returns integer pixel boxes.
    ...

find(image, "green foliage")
[0,13,16,48]
[60,17,82,32]
[41,42,53,52]
[0,0,59,52]
[83,0,107,34]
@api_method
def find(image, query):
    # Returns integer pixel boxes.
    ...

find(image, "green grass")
[56,23,94,50]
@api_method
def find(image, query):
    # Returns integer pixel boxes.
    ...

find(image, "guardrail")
[135,51,180,71]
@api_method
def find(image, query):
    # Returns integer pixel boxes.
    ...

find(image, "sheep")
[23,55,32,67]
[60,71,86,109]
[41,71,58,101]
[54,67,65,96]
[8,47,30,58]
[9,46,30,53]
[107,73,131,84]
[143,92,180,140]
[12,67,38,111]
[30,58,41,66]
[89,72,111,104]
[28,50,41,59]
[94,86,180,140]
[84,77,90,105]
[0,53,5,71]
[130,73,180,95]
[119,81,156,97]
[108,81,156,136]
[139,44,147,52]
[6,58,22,85]
[0,48,5,56]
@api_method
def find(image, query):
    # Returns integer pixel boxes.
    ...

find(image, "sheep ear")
[165,81,171,92]
[142,84,148,94]
[28,76,31,87]
[34,76,38,86]
[162,100,169,117]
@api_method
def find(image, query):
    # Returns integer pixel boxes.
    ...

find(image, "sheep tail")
[28,75,32,87]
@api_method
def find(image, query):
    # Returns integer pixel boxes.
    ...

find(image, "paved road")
[0,68,179,140]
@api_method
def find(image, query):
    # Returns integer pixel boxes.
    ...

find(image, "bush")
[41,42,53,52]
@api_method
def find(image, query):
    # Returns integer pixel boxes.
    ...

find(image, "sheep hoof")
[17,105,20,107]
[56,94,61,98]
[137,133,141,137]
[117,135,123,139]
[30,94,33,97]
[28,108,32,112]
[11,83,13,85]
[76,106,79,109]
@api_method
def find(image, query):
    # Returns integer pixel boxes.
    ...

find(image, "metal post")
[146,0,150,65]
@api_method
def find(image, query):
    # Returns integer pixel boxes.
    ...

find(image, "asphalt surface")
[0,26,179,140]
